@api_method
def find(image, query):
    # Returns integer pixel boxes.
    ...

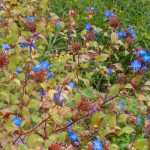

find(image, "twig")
[14,95,118,142]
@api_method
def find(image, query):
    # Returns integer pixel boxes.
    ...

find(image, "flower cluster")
[30,61,53,82]
[130,48,150,72]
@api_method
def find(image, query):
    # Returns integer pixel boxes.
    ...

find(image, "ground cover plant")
[0,0,150,149]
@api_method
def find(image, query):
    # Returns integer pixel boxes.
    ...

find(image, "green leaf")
[91,112,105,128]
[110,144,119,150]
[119,126,134,135]
[18,145,28,150]
[133,138,148,150]
[82,87,99,99]
[26,134,44,148]
[108,84,120,97]
[96,54,109,62]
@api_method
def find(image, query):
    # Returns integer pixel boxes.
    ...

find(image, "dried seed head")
[125,36,134,45]
[85,30,96,41]
[71,42,81,53]
[30,70,47,82]
[25,21,36,32]
[48,143,61,150]
[0,53,9,69]
[109,16,120,29]
[69,9,76,17]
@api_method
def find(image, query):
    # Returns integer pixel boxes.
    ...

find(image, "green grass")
[49,0,150,49]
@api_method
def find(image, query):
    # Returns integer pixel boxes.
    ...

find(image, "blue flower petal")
[2,44,10,51]
[68,82,76,89]
[92,138,103,150]
[85,23,92,31]
[130,60,142,72]
[107,68,113,75]
[104,10,114,18]
[137,50,148,57]
[117,31,127,39]
[12,116,22,127]
[143,55,150,63]
[67,130,80,146]
[16,67,22,74]
[26,16,36,22]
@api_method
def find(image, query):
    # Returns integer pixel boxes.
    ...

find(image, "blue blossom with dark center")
[68,82,76,89]
[67,130,80,147]
[107,68,113,75]
[92,137,103,150]
[128,26,136,39]
[16,67,22,74]
[117,31,127,39]
[85,23,92,31]
[26,16,36,22]
[53,89,64,106]
[104,10,114,18]
[130,60,142,72]
[12,116,22,127]
[32,61,50,72]
[2,44,10,51]
[143,55,150,63]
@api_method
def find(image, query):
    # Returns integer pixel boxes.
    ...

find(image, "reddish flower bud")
[0,53,9,69]
[109,16,120,29]
[77,99,91,112]
[48,143,61,150]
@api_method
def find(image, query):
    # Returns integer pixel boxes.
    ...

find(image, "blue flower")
[19,41,36,50]
[107,68,113,75]
[53,90,64,106]
[117,31,127,39]
[12,116,22,127]
[143,55,150,63]
[137,50,148,57]
[19,42,29,48]
[85,23,92,31]
[26,16,36,22]
[2,44,10,51]
[16,67,22,74]
[104,10,114,18]
[40,61,50,70]
[136,116,142,126]
[67,130,80,146]
[117,100,125,112]
[66,120,73,131]
[92,137,103,150]
[47,71,53,80]
[128,26,136,39]
[68,82,76,89]
[39,89,45,97]
[130,60,142,72]
[32,61,50,72]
